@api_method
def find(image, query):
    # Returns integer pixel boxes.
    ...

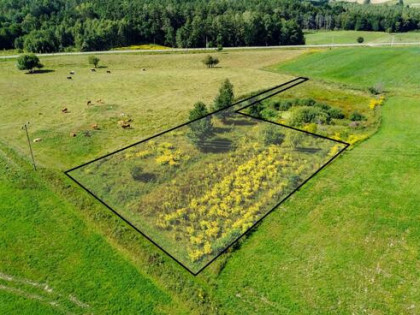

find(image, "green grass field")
[1,47,419,313]
[0,144,185,314]
[204,47,420,313]
[304,30,420,45]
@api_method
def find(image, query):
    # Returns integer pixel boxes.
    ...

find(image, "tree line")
[1,0,419,53]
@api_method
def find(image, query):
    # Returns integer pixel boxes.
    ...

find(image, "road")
[1,42,419,59]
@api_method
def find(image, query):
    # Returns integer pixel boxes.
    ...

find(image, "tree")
[202,55,219,68]
[213,79,234,121]
[23,29,59,53]
[187,102,213,149]
[212,57,219,67]
[357,36,365,43]
[189,101,209,121]
[88,55,100,68]
[16,54,43,73]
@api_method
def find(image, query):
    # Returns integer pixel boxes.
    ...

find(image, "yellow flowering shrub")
[369,96,385,110]
[346,134,368,145]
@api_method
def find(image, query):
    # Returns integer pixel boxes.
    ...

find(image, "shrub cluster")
[252,98,346,127]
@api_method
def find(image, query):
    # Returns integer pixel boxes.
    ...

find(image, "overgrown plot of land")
[67,100,346,274]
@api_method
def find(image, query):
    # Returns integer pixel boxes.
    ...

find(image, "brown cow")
[106,70,111,74]
[91,123,99,130]
[87,100,92,106]
[67,76,72,80]
[70,132,77,137]
[90,68,96,72]
[62,107,69,113]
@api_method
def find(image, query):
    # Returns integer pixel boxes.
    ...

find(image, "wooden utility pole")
[22,122,36,171]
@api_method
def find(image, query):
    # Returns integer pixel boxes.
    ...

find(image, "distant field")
[337,0,420,5]
[336,0,394,3]
[304,30,420,45]
[113,44,170,50]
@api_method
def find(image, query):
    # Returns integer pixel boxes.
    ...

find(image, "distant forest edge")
[1,0,420,52]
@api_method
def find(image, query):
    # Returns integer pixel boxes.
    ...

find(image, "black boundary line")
[65,77,307,173]
[64,77,351,276]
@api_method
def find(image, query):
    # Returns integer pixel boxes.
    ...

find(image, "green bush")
[350,111,366,121]
[314,103,331,111]
[261,126,285,145]
[276,101,292,111]
[289,107,330,126]
[328,107,345,119]
[261,108,278,120]
[297,98,316,107]
[248,103,263,118]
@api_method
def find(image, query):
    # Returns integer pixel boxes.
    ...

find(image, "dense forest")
[0,0,420,52]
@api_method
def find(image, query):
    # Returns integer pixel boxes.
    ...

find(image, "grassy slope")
[0,50,299,170]
[304,30,420,45]
[0,145,185,314]
[207,47,420,313]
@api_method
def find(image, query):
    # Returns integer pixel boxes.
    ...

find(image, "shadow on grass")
[225,117,258,126]
[201,137,234,153]
[213,126,232,134]
[26,69,55,74]
[296,147,322,154]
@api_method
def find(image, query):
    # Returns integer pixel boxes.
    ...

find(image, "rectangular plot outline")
[65,77,350,275]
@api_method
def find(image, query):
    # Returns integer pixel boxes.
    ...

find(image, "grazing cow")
[61,107,69,113]
[142,68,146,71]
[87,100,92,106]
[67,76,72,80]
[90,68,96,72]
[70,71,75,75]
[70,132,77,137]
[33,138,42,143]
[106,70,111,74]
[91,123,99,130]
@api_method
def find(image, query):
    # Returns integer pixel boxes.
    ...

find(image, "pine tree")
[213,79,234,122]
[188,102,213,150]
